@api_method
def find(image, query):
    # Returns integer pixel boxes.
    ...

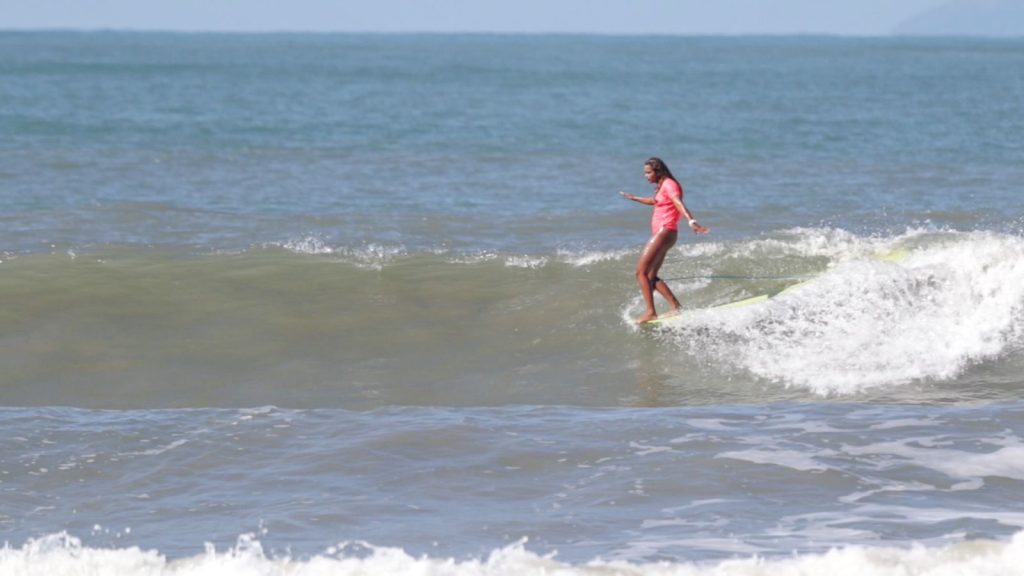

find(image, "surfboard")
[641,248,907,327]
[641,286,785,327]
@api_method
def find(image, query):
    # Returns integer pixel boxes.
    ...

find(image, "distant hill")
[895,0,1024,36]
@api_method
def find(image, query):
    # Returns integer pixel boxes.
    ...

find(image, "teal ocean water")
[2,32,1024,574]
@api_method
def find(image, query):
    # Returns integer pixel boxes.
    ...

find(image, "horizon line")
[3,27,1021,39]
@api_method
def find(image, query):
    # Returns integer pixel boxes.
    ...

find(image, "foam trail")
[669,230,1024,394]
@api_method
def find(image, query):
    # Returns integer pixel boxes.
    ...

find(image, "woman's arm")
[620,191,654,205]
[671,194,710,234]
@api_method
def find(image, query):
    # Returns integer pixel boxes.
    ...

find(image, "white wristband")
[687,219,697,226]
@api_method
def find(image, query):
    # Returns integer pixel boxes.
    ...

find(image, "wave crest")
[664,230,1024,394]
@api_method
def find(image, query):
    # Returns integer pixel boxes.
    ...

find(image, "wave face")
[1,228,1022,407]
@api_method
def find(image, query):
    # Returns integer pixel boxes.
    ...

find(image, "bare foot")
[635,311,657,325]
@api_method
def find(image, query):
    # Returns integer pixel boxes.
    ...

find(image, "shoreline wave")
[4,530,1022,575]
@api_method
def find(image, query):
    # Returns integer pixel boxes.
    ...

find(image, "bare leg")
[652,279,681,314]
[649,240,681,313]
[634,228,678,324]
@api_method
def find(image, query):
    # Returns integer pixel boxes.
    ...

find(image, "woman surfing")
[620,157,709,324]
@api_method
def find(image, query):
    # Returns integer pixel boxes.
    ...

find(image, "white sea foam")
[729,227,907,261]
[274,237,409,269]
[505,255,549,269]
[3,531,1024,576]
[118,438,188,458]
[277,237,336,255]
[446,251,500,265]
[557,248,633,267]
[672,230,1024,394]
[843,438,1024,482]
[676,241,727,258]
[715,448,837,472]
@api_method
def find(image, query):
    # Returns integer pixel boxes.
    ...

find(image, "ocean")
[2,31,1024,574]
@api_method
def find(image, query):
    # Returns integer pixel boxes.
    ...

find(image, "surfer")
[621,157,709,324]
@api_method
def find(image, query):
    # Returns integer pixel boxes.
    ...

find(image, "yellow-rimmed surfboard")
[642,248,907,327]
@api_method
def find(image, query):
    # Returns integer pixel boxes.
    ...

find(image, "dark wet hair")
[644,157,676,182]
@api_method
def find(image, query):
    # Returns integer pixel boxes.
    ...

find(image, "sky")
[0,0,955,36]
